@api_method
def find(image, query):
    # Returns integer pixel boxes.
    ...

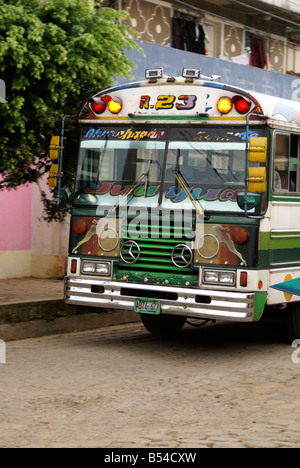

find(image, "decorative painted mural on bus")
[71,216,252,268]
[165,186,242,203]
[84,181,242,202]
[81,126,258,142]
[71,218,122,256]
[271,276,300,300]
[272,102,300,125]
[85,182,160,198]
[82,127,166,140]
[195,223,249,267]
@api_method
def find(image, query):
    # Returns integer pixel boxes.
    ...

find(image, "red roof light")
[89,97,106,114]
[232,95,251,114]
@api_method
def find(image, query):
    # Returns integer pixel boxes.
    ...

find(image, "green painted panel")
[259,232,270,250]
[258,247,300,269]
[259,231,300,250]
[254,292,267,321]
[259,229,300,268]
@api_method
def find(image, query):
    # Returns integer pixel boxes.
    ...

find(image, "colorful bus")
[50,68,300,339]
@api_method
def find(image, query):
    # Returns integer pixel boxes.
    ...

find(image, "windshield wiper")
[144,157,152,197]
[172,169,205,220]
[144,153,162,197]
[108,157,157,216]
[95,137,108,187]
[172,148,209,220]
[175,149,180,195]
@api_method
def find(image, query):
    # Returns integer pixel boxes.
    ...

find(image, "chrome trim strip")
[64,277,255,322]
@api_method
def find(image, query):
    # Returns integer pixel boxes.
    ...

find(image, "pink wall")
[0,184,32,251]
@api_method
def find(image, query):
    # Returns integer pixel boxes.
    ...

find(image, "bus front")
[65,69,268,334]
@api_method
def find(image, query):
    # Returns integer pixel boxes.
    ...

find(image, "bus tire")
[287,302,300,340]
[140,313,186,335]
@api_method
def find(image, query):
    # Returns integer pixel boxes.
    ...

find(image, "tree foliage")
[0,0,140,219]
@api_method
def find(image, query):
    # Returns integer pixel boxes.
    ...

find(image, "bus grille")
[119,215,194,272]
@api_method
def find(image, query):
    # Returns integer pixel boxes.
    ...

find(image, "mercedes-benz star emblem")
[120,240,141,264]
[171,244,193,269]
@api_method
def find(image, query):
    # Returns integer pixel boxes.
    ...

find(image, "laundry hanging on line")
[172,16,208,55]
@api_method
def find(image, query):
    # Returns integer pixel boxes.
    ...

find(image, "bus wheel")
[287,302,300,340]
[140,313,186,335]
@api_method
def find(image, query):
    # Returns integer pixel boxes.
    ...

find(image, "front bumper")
[64,276,256,322]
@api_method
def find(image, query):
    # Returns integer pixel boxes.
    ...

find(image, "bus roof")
[79,76,300,129]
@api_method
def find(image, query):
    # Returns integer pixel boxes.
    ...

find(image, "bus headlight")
[203,269,236,286]
[81,260,111,276]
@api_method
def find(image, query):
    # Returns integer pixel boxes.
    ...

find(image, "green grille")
[120,215,194,272]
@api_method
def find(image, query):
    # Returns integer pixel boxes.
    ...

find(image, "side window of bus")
[273,133,299,193]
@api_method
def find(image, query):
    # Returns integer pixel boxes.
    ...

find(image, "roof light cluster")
[146,68,201,80]
[88,95,122,115]
[217,95,252,115]
[146,67,202,82]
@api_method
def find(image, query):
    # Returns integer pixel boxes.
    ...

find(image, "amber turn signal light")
[240,272,248,287]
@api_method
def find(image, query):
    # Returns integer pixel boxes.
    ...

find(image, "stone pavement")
[1,320,300,448]
[0,277,139,341]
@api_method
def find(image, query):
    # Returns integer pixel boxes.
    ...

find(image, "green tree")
[0,0,140,220]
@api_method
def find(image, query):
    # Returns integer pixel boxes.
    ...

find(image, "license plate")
[134,298,161,315]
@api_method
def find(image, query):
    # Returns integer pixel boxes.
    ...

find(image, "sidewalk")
[0,277,139,341]
[0,277,64,304]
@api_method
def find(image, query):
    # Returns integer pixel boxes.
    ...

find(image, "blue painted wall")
[117,41,300,102]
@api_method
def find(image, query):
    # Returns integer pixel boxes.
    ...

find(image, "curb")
[0,300,140,341]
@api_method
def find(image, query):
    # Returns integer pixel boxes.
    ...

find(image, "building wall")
[30,178,69,279]
[0,178,69,279]
[123,0,172,46]
[0,184,32,278]
[123,40,300,101]
[121,0,300,75]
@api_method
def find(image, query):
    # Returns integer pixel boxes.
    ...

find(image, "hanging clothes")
[172,14,206,55]
[195,24,205,55]
[172,17,185,50]
[250,37,267,69]
[185,20,197,52]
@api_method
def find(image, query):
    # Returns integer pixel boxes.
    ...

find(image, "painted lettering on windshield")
[82,127,165,140]
[84,182,241,202]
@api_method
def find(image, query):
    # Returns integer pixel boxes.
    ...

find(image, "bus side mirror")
[56,186,71,201]
[248,137,267,163]
[237,192,261,210]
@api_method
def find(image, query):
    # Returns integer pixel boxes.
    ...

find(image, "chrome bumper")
[64,276,255,322]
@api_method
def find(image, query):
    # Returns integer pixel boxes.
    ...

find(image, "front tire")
[287,302,300,341]
[140,313,186,335]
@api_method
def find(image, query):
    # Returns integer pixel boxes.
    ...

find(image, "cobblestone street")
[1,318,300,448]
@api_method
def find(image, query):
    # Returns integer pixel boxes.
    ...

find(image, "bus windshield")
[74,125,265,213]
[165,127,246,185]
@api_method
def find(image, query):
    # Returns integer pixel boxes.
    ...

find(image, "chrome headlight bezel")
[81,260,111,277]
[203,269,236,287]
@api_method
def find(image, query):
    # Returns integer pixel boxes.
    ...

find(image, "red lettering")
[85,182,113,194]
